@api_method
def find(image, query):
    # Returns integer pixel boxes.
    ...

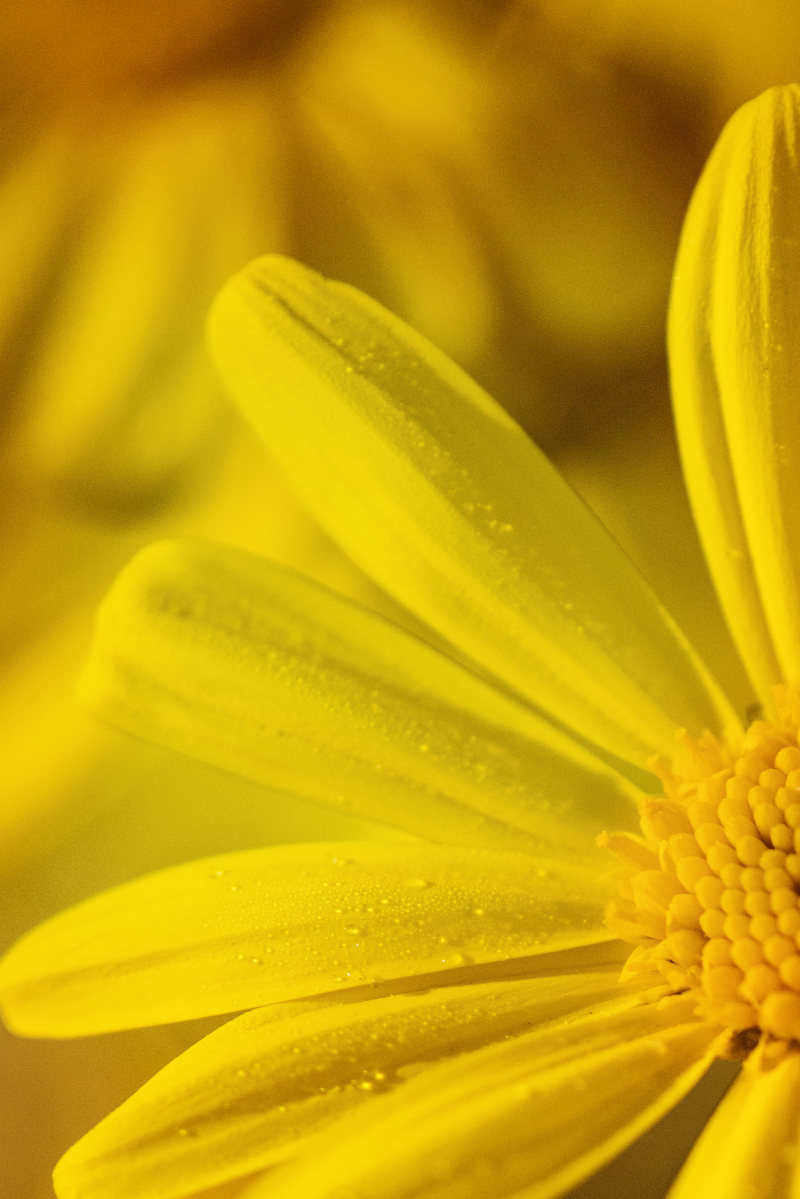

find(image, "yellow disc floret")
[603,686,800,1049]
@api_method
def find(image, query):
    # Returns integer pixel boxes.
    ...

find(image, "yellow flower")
[5,82,800,1199]
[0,0,513,862]
[0,8,732,1195]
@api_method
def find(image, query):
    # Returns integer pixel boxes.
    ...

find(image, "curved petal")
[80,539,639,862]
[239,996,718,1199]
[208,255,737,767]
[53,971,626,1199]
[0,842,612,1037]
[668,1049,800,1199]
[669,85,800,705]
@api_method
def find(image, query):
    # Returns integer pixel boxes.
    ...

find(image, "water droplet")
[344,926,363,936]
[448,951,474,967]
[403,878,432,889]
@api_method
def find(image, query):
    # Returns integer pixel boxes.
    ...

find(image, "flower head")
[5,83,800,1199]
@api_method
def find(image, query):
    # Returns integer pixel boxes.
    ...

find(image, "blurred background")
[1,1,798,1195]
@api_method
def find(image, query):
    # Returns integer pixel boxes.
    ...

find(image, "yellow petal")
[291,5,497,366]
[14,82,280,511]
[0,124,88,383]
[0,842,611,1037]
[670,85,800,704]
[668,1050,800,1199]
[80,538,638,860]
[208,255,737,768]
[239,996,717,1199]
[53,971,625,1199]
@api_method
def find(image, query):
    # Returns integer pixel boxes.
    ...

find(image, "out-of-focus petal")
[285,5,497,367]
[12,80,283,513]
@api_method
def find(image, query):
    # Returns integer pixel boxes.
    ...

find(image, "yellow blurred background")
[2,2,799,1196]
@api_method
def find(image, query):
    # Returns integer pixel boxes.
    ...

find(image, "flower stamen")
[604,685,800,1051]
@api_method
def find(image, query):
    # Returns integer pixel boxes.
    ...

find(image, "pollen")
[603,685,800,1050]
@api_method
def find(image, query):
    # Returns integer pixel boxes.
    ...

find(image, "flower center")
[603,686,800,1047]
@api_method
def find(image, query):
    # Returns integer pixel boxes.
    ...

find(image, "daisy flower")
[4,83,800,1199]
[2,9,706,1189]
[1,0,686,856]
[0,0,525,860]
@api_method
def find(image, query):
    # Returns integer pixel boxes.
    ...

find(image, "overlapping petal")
[0,841,612,1038]
[668,1050,800,1199]
[208,255,738,768]
[79,538,639,860]
[670,84,800,706]
[237,996,718,1199]
[18,72,800,1199]
[52,971,627,1199]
